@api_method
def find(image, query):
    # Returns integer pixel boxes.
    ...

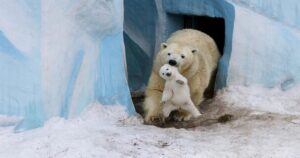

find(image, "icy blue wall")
[0,0,134,131]
[0,1,43,130]
[227,0,300,90]
[231,0,300,29]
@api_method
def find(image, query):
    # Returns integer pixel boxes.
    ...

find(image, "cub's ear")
[160,43,168,49]
[191,49,198,54]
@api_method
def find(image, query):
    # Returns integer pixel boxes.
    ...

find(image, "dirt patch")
[132,91,300,129]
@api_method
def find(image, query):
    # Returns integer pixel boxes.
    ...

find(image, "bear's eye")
[162,73,165,75]
[167,53,171,56]
[181,55,185,59]
[166,68,169,70]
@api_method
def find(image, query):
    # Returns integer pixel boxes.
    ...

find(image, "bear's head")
[159,64,177,81]
[157,43,197,73]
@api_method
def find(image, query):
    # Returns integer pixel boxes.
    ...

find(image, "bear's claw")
[150,116,162,123]
[144,114,166,126]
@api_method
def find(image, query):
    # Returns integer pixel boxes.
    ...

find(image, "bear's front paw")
[144,114,165,126]
[150,116,163,123]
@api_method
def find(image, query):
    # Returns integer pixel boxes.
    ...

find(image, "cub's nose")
[166,72,171,77]
[168,60,177,66]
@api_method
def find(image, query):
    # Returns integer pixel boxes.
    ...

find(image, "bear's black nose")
[166,72,171,77]
[168,60,177,66]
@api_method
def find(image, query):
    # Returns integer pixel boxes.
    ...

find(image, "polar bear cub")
[159,64,201,121]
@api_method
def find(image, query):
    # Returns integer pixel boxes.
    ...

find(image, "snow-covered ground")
[1,85,300,158]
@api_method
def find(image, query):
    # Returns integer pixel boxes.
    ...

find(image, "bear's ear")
[191,49,198,54]
[160,43,168,49]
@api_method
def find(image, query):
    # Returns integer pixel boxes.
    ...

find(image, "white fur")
[159,64,201,120]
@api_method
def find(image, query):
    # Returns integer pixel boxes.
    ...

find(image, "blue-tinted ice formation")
[0,0,134,131]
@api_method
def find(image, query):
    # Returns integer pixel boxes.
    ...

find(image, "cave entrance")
[177,15,225,98]
[183,15,225,55]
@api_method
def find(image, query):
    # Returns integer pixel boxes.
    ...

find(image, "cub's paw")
[160,101,166,106]
[176,80,184,85]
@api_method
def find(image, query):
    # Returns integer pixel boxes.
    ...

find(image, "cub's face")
[158,43,196,72]
[159,64,175,80]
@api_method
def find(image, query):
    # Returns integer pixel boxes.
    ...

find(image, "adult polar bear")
[144,29,220,123]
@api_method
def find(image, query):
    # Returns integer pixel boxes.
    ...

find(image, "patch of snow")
[217,85,300,115]
[290,119,300,125]
[0,86,300,158]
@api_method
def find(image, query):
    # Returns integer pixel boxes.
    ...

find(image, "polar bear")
[159,64,201,121]
[144,29,220,124]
